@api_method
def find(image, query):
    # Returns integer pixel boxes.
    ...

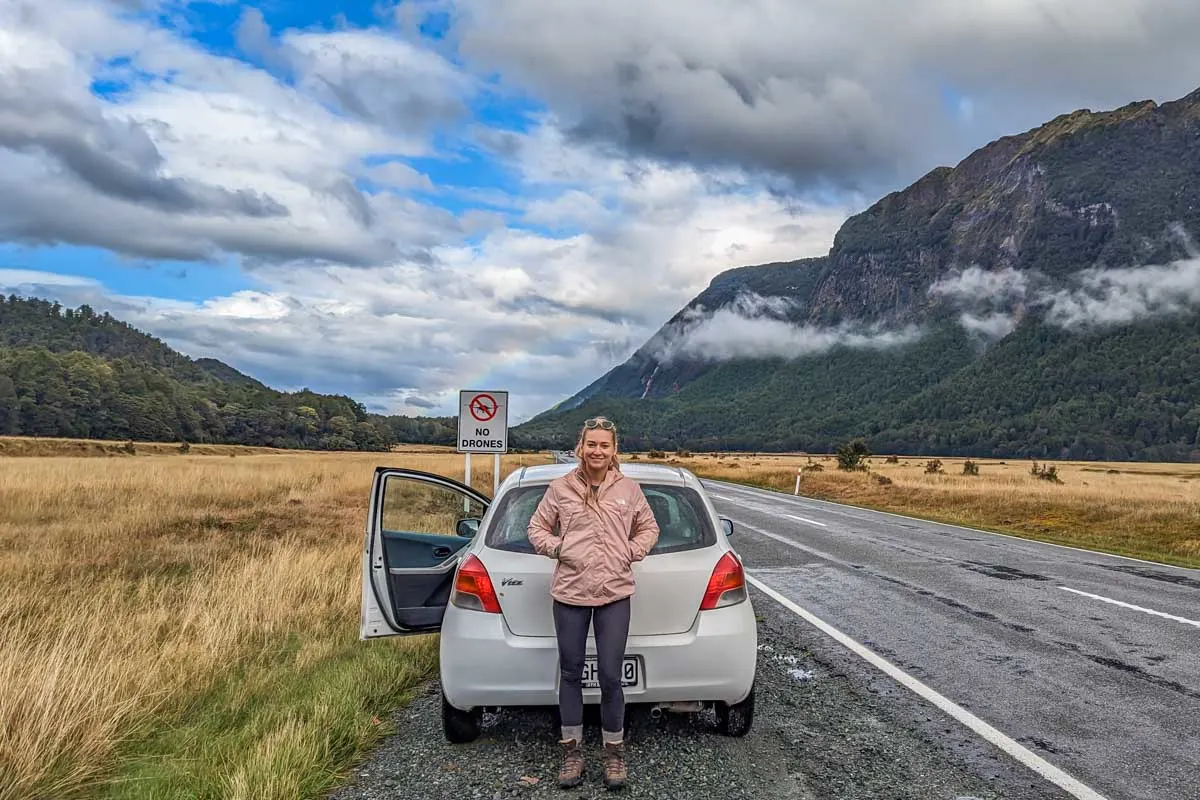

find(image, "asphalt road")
[704,479,1200,800]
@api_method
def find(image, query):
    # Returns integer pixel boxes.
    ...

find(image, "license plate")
[581,656,639,688]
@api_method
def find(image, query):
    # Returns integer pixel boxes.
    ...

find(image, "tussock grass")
[0,449,547,800]
[655,452,1200,568]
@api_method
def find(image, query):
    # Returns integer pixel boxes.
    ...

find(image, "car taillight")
[452,554,502,614]
[700,551,747,610]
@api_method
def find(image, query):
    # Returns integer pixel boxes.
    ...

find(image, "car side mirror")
[720,517,734,538]
[456,518,481,538]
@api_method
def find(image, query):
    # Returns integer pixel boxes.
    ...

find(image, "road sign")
[458,390,508,454]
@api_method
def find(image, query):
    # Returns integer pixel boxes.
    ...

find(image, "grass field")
[638,451,1200,568]
[3,435,1197,799]
[0,438,549,800]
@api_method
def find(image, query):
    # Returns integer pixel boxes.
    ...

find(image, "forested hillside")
[0,296,456,450]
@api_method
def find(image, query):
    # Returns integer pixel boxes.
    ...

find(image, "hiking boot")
[557,739,584,789]
[602,742,627,790]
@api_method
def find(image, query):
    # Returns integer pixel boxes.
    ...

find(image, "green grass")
[96,633,438,800]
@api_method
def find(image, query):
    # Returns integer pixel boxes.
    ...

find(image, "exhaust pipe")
[650,701,706,719]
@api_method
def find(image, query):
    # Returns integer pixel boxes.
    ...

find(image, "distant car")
[360,462,758,743]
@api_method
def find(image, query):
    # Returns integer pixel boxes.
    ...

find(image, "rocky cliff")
[518,88,1200,460]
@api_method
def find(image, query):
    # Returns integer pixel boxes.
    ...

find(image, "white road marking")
[746,574,1110,800]
[706,479,1200,573]
[733,520,848,565]
[785,513,828,527]
[1058,586,1200,629]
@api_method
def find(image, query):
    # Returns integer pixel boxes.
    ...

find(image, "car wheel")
[715,683,754,737]
[442,692,482,744]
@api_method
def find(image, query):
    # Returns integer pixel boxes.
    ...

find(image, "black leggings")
[553,597,632,737]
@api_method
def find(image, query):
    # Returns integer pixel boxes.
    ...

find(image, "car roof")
[514,461,694,488]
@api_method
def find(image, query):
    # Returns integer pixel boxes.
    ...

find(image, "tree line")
[0,296,457,450]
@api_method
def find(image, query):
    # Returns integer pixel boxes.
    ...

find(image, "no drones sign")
[458,390,509,453]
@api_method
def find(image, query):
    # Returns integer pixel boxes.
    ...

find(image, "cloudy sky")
[3,0,1200,421]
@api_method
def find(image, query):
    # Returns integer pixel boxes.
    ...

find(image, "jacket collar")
[569,464,622,497]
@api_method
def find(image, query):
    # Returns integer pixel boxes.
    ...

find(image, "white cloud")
[1042,258,1200,329]
[649,291,923,364]
[0,268,98,289]
[279,27,475,132]
[365,162,435,191]
[929,266,1030,304]
[958,312,1019,340]
[451,0,1200,191]
[930,258,1200,339]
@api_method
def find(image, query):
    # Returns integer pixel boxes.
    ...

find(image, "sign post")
[458,390,509,498]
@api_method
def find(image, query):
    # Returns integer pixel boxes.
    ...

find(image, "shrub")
[962,460,979,476]
[179,441,191,454]
[871,472,893,485]
[925,459,944,474]
[648,449,666,459]
[836,439,871,471]
[675,448,692,458]
[802,463,824,472]
[885,455,900,464]
[123,440,137,455]
[1031,462,1063,483]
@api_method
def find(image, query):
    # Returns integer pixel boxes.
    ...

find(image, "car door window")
[381,473,487,540]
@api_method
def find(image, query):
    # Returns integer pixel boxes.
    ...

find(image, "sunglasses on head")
[583,417,616,430]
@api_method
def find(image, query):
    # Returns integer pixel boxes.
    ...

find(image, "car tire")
[442,692,482,744]
[715,683,754,737]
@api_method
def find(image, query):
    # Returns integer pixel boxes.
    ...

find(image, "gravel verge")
[327,586,1075,800]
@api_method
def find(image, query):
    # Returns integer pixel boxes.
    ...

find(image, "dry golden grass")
[0,434,293,458]
[0,446,549,800]
[648,452,1200,568]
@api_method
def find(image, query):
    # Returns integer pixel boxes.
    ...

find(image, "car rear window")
[485,482,716,555]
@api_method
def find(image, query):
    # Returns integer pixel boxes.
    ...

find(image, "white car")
[360,462,758,744]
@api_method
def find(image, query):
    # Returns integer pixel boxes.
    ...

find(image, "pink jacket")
[527,466,660,607]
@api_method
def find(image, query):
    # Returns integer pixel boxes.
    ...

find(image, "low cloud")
[929,266,1030,306]
[649,292,923,364]
[404,394,439,409]
[930,255,1200,337]
[1042,258,1200,328]
[958,311,1020,340]
[929,265,1031,340]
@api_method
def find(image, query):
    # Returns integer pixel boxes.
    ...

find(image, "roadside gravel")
[328,585,1074,800]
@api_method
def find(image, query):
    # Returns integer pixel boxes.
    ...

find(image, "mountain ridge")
[516,86,1200,461]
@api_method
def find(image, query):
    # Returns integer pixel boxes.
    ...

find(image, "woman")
[527,416,660,791]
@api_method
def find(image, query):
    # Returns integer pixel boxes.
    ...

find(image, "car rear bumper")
[440,600,757,710]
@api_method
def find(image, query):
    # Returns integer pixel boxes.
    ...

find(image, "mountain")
[0,295,456,450]
[514,89,1200,461]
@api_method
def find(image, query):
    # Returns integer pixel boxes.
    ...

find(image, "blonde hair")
[574,416,621,471]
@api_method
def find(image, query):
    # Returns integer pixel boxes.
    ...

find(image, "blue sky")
[3,0,1199,421]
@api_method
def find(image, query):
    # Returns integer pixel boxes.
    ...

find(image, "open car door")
[361,467,490,639]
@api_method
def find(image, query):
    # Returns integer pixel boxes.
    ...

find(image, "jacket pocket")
[557,519,586,567]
